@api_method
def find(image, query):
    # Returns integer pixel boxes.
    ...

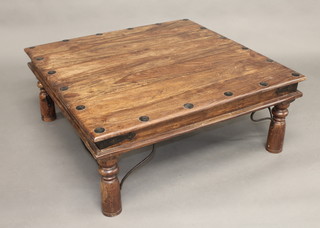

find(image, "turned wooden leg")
[37,81,56,122]
[97,157,122,217]
[266,102,290,153]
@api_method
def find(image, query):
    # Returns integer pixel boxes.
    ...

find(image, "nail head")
[62,39,69,42]
[76,105,86,110]
[35,57,44,61]
[139,116,149,122]
[242,46,249,50]
[60,86,69,91]
[266,58,274,62]
[292,72,300,77]
[96,33,103,35]
[184,103,194,109]
[224,91,233,96]
[259,82,268,87]
[48,70,56,75]
[94,127,105,133]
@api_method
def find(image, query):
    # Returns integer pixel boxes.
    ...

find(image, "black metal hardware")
[139,116,149,122]
[224,91,233,96]
[184,103,194,109]
[76,105,85,110]
[60,86,69,91]
[94,127,105,133]
[120,144,155,189]
[95,132,136,149]
[48,70,56,75]
[276,83,298,95]
[259,82,268,87]
[250,107,272,122]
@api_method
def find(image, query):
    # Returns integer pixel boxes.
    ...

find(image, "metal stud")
[182,19,189,21]
[292,72,300,77]
[29,46,35,49]
[220,36,227,39]
[35,57,44,61]
[96,33,103,35]
[127,28,134,30]
[224,91,233,96]
[48,70,56,75]
[94,127,105,133]
[266,58,274,62]
[62,39,69,42]
[183,103,194,109]
[76,105,86,110]
[155,23,162,25]
[242,46,249,50]
[259,82,268,87]
[139,116,149,122]
[60,86,69,91]
[200,27,206,29]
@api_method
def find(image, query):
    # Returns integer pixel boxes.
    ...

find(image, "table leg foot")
[37,81,56,122]
[98,157,122,217]
[266,102,290,153]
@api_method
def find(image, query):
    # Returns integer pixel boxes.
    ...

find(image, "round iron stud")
[96,33,103,35]
[139,116,149,122]
[220,36,227,39]
[94,127,105,133]
[292,72,300,77]
[224,91,233,96]
[35,57,44,61]
[184,103,194,109]
[29,46,35,49]
[48,70,56,75]
[155,23,162,25]
[200,27,207,29]
[60,86,69,91]
[62,39,69,42]
[127,28,134,30]
[242,46,249,50]
[182,19,189,21]
[259,82,268,87]
[76,105,86,110]
[266,58,274,62]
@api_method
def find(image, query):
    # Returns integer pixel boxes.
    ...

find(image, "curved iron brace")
[250,107,273,122]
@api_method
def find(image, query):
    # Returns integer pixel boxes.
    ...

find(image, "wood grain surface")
[25,19,306,158]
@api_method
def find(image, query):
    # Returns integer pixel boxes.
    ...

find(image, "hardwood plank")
[25,20,205,60]
[28,28,215,71]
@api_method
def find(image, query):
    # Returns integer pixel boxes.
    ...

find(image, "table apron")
[96,87,302,158]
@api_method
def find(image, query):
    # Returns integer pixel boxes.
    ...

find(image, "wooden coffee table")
[25,19,306,216]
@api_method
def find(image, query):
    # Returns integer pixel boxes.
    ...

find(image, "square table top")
[25,19,306,153]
